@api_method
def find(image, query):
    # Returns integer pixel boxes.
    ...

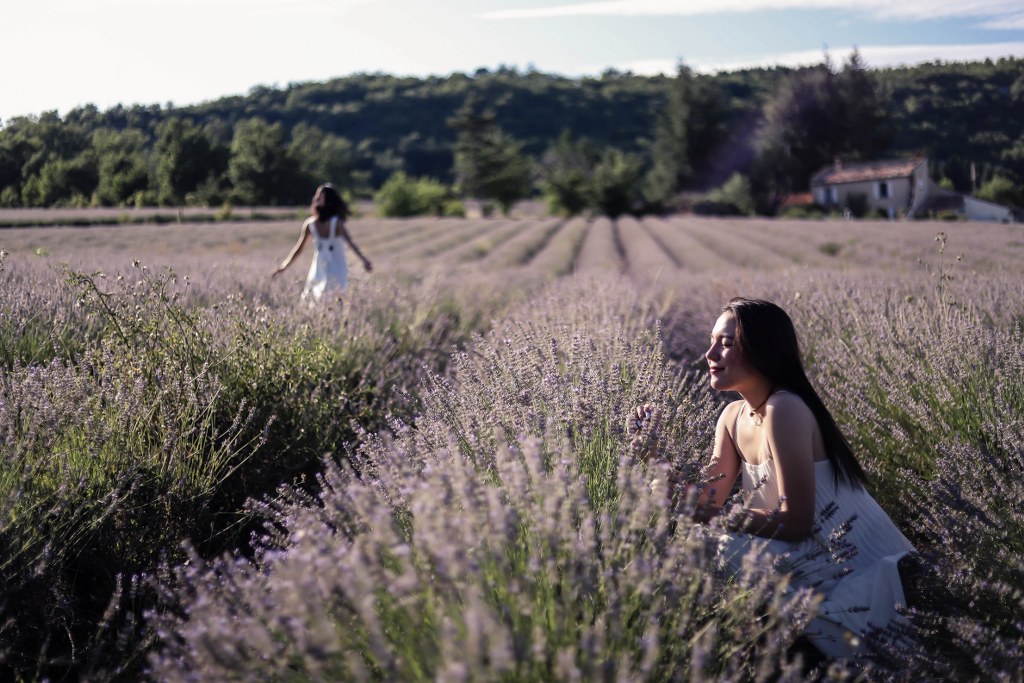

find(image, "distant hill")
[875,58,1024,191]
[2,58,1021,207]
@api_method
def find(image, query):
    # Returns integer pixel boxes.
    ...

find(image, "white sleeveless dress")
[301,216,348,303]
[717,449,915,657]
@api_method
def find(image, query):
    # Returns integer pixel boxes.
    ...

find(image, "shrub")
[706,173,755,215]
[0,262,94,368]
[797,270,1024,679]
[441,198,466,217]
[0,270,268,678]
[542,178,591,216]
[975,175,1022,207]
[374,172,450,217]
[778,204,827,219]
[0,262,499,680]
[692,199,743,216]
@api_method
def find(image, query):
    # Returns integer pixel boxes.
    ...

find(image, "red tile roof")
[812,158,924,185]
[780,192,813,207]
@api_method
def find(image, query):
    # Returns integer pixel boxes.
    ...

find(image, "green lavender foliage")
[3,222,1024,681]
[149,279,816,682]
[0,257,500,680]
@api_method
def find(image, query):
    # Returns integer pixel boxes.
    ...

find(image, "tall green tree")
[21,152,97,207]
[449,94,531,214]
[154,118,227,205]
[536,131,599,216]
[593,149,643,217]
[227,117,304,205]
[754,52,892,200]
[0,122,31,206]
[644,63,728,208]
[288,123,357,191]
[0,112,93,206]
[92,128,150,206]
[477,130,531,215]
[449,92,498,199]
[753,65,838,197]
[836,49,891,160]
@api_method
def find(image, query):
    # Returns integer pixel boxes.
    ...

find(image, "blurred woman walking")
[273,183,372,303]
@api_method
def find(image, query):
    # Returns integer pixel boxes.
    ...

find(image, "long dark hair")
[724,297,867,489]
[311,183,350,221]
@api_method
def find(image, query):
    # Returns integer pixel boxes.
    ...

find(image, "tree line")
[1,55,1021,215]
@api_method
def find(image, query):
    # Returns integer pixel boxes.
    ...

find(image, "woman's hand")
[627,403,663,461]
[691,497,722,524]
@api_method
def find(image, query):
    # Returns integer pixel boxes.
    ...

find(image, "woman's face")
[705,311,760,393]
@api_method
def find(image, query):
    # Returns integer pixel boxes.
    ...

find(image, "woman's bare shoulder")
[766,391,816,424]
[717,399,746,425]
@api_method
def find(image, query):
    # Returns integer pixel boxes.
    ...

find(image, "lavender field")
[1,213,1023,681]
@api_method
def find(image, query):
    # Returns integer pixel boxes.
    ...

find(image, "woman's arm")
[272,221,311,276]
[338,222,372,272]
[694,401,742,509]
[730,394,817,541]
[693,395,817,541]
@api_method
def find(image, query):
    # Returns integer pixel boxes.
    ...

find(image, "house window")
[878,181,890,199]
[824,187,836,204]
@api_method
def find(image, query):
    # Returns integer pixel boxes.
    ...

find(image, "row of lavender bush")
[3,239,1023,681]
[152,268,1023,681]
[0,250,515,680]
[149,279,820,681]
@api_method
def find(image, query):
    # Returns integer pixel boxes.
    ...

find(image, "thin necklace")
[747,388,773,426]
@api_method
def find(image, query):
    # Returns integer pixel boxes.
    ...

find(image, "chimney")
[833,157,842,171]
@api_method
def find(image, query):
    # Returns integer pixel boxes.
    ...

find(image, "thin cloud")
[483,0,1024,25]
[53,0,370,12]
[578,42,1024,77]
[485,0,843,19]
[700,42,1024,73]
[980,12,1024,29]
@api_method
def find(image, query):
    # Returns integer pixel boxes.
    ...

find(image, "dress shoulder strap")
[329,215,338,240]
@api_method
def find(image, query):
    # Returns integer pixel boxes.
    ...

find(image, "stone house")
[810,157,930,219]
[811,156,1018,222]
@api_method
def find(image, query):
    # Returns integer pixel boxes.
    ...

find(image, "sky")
[2,0,1023,123]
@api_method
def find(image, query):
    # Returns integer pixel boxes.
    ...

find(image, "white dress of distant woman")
[637,297,916,659]
[272,183,372,302]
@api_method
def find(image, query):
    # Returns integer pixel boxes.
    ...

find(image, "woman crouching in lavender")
[637,297,916,659]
